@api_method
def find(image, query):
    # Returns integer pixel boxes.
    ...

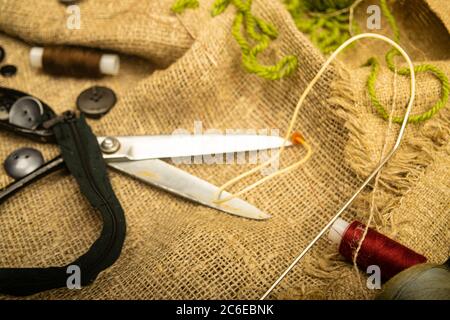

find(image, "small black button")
[0,64,17,77]
[0,46,5,64]
[76,86,117,119]
[4,147,44,180]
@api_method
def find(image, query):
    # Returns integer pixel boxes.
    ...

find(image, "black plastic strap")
[0,113,126,296]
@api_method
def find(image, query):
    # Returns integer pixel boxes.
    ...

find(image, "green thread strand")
[215,0,298,80]
[285,0,357,54]
[171,0,199,13]
[211,0,231,16]
[303,0,355,11]
[172,0,298,80]
[230,8,298,80]
[380,0,399,42]
[366,0,449,123]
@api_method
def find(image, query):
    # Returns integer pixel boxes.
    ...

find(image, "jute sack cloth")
[0,0,448,299]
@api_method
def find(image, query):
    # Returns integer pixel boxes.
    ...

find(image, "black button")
[0,46,5,64]
[9,96,44,129]
[76,86,117,119]
[0,64,17,77]
[4,147,44,180]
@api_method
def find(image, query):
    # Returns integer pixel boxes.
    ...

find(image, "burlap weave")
[0,0,448,299]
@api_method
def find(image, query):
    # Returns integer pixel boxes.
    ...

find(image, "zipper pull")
[43,111,77,129]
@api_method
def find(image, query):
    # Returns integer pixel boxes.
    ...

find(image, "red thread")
[339,221,427,281]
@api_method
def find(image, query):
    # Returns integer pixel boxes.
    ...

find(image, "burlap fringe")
[333,65,449,232]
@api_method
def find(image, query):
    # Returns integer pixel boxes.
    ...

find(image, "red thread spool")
[328,218,427,281]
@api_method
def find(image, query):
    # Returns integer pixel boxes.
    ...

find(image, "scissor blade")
[98,134,291,161]
[107,159,270,220]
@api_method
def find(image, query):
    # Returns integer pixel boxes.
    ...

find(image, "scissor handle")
[0,87,56,143]
[0,156,65,204]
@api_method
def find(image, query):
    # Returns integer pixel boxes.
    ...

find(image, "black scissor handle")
[0,156,66,204]
[0,87,56,143]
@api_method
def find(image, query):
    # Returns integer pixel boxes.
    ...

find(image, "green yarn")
[171,0,449,121]
[211,0,231,16]
[171,0,298,80]
[302,0,356,11]
[366,0,449,123]
[171,0,199,13]
[285,0,358,54]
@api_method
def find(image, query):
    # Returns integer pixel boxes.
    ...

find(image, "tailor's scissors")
[0,87,291,220]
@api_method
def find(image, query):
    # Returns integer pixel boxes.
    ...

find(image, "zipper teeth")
[2,117,121,292]
[68,120,118,274]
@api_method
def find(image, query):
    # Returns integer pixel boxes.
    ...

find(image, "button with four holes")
[76,86,117,119]
[9,96,44,129]
[4,147,44,180]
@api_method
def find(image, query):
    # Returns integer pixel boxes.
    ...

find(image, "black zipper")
[1,112,122,294]
[64,112,119,278]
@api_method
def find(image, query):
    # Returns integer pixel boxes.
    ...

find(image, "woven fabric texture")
[0,0,448,299]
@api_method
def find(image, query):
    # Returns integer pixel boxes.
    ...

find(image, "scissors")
[0,87,291,220]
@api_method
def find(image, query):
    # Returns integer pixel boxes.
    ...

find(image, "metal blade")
[98,134,291,161]
[107,159,270,220]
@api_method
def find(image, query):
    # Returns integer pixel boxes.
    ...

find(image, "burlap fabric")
[0,0,448,299]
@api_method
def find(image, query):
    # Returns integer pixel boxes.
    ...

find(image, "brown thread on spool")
[42,46,103,78]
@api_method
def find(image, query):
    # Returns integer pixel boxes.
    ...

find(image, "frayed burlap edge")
[332,64,449,228]
[294,57,449,298]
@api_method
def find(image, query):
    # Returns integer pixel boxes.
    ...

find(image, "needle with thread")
[260,33,416,300]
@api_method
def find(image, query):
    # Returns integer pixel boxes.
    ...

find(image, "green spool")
[376,259,450,300]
